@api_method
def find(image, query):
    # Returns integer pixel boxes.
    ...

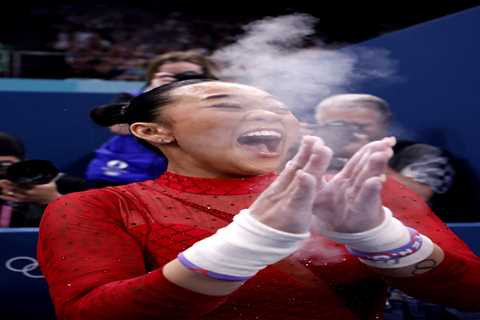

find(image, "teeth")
[242,130,282,138]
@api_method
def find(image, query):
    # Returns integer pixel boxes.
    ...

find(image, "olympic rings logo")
[5,256,44,279]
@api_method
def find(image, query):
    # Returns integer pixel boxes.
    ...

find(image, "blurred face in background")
[315,101,387,158]
[147,61,205,89]
[156,61,203,76]
[152,82,300,178]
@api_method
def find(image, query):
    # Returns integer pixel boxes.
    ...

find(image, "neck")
[166,163,239,179]
[162,146,273,179]
[164,154,254,180]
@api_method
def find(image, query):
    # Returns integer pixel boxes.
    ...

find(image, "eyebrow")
[201,100,241,109]
[202,94,239,100]
[202,93,281,101]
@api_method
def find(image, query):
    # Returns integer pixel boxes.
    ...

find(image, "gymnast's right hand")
[249,136,333,234]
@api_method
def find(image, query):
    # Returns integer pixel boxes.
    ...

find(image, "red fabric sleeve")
[37,190,226,320]
[381,178,480,311]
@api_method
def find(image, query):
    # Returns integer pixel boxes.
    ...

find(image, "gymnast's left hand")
[311,137,396,234]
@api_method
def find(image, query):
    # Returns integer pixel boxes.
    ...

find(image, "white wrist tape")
[322,207,435,268]
[322,207,410,249]
[180,209,309,280]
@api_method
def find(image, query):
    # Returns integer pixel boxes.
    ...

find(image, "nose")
[243,109,283,123]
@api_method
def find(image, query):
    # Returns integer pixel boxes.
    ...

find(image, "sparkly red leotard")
[38,172,480,319]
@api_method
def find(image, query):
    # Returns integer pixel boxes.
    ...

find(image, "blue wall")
[0,79,143,174]
[357,7,480,177]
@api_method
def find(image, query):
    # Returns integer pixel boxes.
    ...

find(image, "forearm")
[163,209,309,296]
[62,268,226,320]
[163,259,245,296]
[352,235,480,310]
[346,200,480,310]
[383,246,480,311]
[370,244,444,277]
[40,194,228,320]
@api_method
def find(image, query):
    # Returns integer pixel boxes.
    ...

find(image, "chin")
[237,158,280,176]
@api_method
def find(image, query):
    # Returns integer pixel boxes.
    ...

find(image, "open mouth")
[237,129,283,155]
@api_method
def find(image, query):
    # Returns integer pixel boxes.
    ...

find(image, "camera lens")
[0,160,14,179]
[174,71,207,81]
[6,160,59,188]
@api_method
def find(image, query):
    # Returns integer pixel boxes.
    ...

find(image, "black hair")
[90,103,129,127]
[0,132,26,160]
[90,79,214,127]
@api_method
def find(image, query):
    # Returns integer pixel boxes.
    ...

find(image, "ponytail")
[89,103,130,127]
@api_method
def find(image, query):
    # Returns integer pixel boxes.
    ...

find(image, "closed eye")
[267,107,291,114]
[205,103,290,114]
[206,103,243,110]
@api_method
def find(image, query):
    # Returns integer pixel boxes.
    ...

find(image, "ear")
[130,122,175,145]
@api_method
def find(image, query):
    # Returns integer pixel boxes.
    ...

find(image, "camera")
[174,71,210,81]
[0,160,59,189]
[0,160,12,179]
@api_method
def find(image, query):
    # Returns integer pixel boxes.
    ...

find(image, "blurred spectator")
[4,2,245,79]
[313,93,480,222]
[84,105,168,188]
[143,50,218,92]
[52,32,72,51]
[0,132,87,227]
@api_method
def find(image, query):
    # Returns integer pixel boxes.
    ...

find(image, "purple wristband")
[177,253,252,282]
[347,228,423,264]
